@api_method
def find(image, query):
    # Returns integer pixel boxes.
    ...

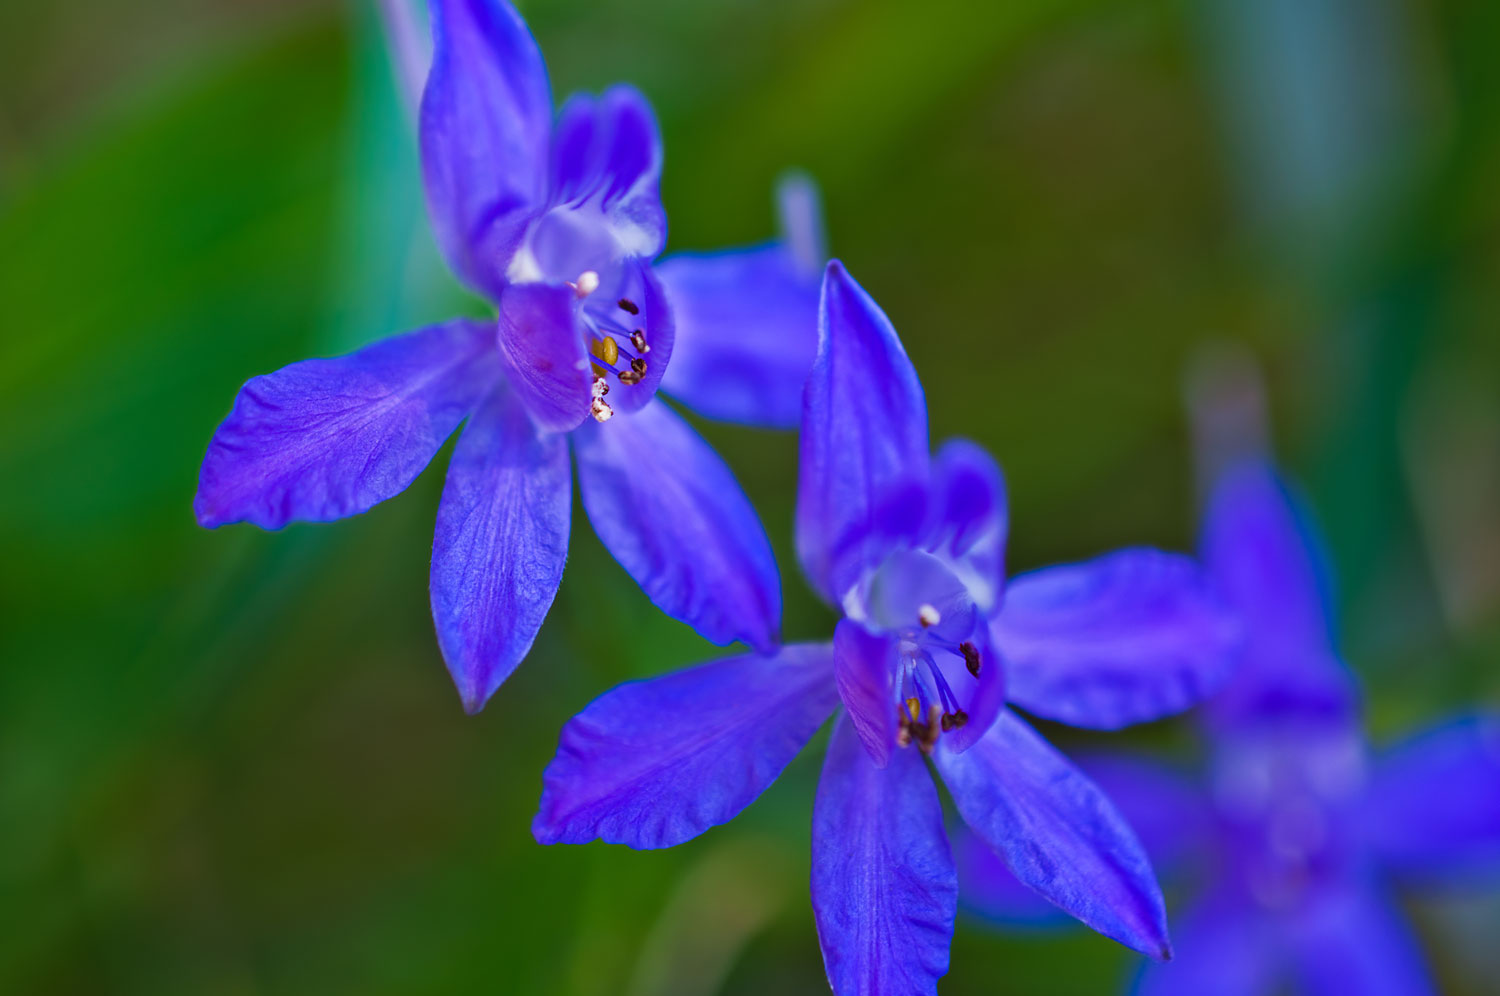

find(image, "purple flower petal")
[812,714,956,996]
[995,548,1239,730]
[1361,714,1500,883]
[927,439,1009,614]
[954,826,1064,925]
[656,244,819,428]
[832,619,898,767]
[1133,893,1277,996]
[1281,880,1437,996]
[930,618,1006,753]
[494,280,591,432]
[934,710,1170,959]
[533,644,838,848]
[573,398,780,653]
[421,0,552,294]
[430,384,570,714]
[796,260,928,603]
[1200,460,1356,728]
[195,320,497,529]
[1075,754,1211,870]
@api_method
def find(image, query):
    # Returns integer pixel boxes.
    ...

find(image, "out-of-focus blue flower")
[532,261,1241,994]
[194,0,789,713]
[961,459,1500,995]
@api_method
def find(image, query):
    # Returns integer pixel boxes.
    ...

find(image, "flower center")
[569,272,652,423]
[891,606,984,753]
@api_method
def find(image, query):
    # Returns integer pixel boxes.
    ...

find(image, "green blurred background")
[2,0,1498,992]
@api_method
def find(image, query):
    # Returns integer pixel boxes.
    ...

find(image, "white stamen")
[590,397,614,422]
[574,270,600,298]
[918,604,941,629]
[590,376,610,400]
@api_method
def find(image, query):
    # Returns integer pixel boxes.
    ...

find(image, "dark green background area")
[1,0,1496,993]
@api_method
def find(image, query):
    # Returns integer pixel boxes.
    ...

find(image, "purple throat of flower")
[567,271,653,424]
[893,602,984,753]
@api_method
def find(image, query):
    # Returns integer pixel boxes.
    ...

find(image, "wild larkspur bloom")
[531,261,1241,993]
[194,0,795,712]
[960,460,1500,995]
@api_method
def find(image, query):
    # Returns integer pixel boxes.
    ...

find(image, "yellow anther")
[906,697,921,722]
[590,337,619,367]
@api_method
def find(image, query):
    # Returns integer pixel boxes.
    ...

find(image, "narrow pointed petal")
[421,0,552,293]
[1201,460,1356,726]
[533,644,838,848]
[656,244,820,428]
[1282,882,1437,996]
[430,385,570,714]
[996,548,1239,730]
[574,399,780,652]
[1134,894,1277,996]
[195,321,497,529]
[797,260,928,603]
[495,281,591,432]
[935,710,1170,959]
[954,827,1063,924]
[812,714,956,996]
[832,619,898,767]
[1361,714,1500,882]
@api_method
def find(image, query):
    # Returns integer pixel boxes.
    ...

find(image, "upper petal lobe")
[995,548,1239,730]
[533,644,838,848]
[430,383,571,714]
[812,713,956,996]
[194,320,497,529]
[573,399,780,653]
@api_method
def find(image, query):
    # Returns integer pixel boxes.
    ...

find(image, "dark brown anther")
[617,298,639,315]
[630,330,649,353]
[618,369,643,385]
[960,641,981,678]
[951,710,968,729]
[630,357,647,376]
[940,714,955,733]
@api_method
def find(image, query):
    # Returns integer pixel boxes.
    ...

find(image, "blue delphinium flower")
[195,0,794,713]
[960,459,1500,995]
[531,261,1241,993]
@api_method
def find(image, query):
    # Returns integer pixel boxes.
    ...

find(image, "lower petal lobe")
[495,281,591,432]
[1361,713,1500,883]
[533,644,838,849]
[573,399,781,653]
[996,548,1239,730]
[935,710,1170,959]
[194,320,497,529]
[812,714,956,996]
[430,384,571,714]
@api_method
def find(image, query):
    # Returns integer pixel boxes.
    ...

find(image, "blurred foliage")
[1,0,1497,993]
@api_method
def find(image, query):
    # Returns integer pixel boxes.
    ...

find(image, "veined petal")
[573,399,780,652]
[996,548,1239,730]
[421,0,552,294]
[194,320,497,529]
[812,714,956,996]
[928,439,1009,614]
[547,85,665,260]
[832,619,898,767]
[430,385,570,714]
[533,644,837,848]
[656,244,819,428]
[1133,893,1277,996]
[495,281,591,432]
[1361,714,1500,883]
[1201,460,1356,727]
[796,261,929,602]
[1281,880,1437,996]
[934,710,1170,959]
